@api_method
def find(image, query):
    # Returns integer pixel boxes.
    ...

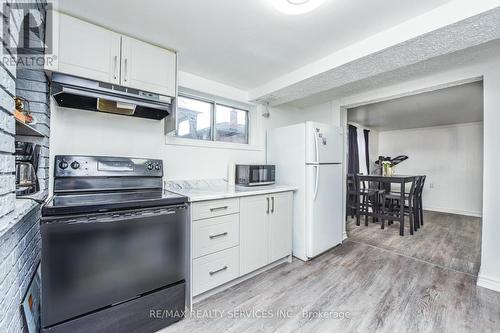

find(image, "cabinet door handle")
[124,58,128,82]
[210,206,228,212]
[271,197,275,213]
[209,232,228,239]
[266,197,270,214]
[209,266,228,275]
[113,55,118,80]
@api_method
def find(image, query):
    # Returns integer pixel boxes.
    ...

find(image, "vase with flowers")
[382,160,393,176]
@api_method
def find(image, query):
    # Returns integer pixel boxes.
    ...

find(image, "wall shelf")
[15,119,44,137]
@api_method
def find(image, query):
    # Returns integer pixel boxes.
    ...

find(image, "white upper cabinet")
[47,11,177,96]
[51,13,121,84]
[121,36,177,96]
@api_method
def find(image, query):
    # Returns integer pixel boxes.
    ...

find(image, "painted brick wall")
[0,208,41,332]
[0,0,49,332]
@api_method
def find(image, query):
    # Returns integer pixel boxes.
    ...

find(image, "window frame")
[176,93,250,144]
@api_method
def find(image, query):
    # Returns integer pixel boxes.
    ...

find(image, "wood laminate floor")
[161,212,498,333]
[347,210,482,276]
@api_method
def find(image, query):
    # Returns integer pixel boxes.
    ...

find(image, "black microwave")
[235,165,275,186]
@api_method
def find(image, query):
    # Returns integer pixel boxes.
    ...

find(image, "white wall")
[263,101,339,129]
[378,123,483,217]
[50,107,265,179]
[301,102,338,126]
[480,67,500,292]
[49,72,306,187]
[369,129,379,169]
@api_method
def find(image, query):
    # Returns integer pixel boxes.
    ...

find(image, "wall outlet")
[429,183,434,189]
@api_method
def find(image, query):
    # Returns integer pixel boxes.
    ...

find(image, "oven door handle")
[50,204,189,225]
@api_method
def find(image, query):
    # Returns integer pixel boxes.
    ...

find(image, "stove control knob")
[147,163,154,170]
[155,164,161,170]
[71,161,80,169]
[59,160,68,169]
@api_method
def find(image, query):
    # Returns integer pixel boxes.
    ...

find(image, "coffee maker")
[15,141,41,196]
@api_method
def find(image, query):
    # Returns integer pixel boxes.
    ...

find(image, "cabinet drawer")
[192,246,239,296]
[192,198,239,220]
[193,214,239,259]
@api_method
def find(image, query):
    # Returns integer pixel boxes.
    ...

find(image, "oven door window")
[41,207,187,327]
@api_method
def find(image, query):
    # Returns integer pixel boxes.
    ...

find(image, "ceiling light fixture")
[272,0,325,15]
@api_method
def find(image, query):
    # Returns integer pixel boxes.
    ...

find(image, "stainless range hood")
[50,73,173,120]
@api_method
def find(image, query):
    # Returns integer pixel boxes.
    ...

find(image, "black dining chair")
[346,174,358,220]
[415,175,426,228]
[404,175,426,230]
[355,175,384,226]
[380,177,419,235]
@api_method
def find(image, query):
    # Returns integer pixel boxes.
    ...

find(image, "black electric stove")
[41,155,188,333]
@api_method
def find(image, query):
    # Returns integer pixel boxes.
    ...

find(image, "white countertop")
[165,179,297,202]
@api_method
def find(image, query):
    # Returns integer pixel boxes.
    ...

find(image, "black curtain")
[364,129,370,174]
[348,125,359,175]
[347,125,359,218]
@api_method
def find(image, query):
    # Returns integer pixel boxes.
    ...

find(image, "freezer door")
[306,121,343,164]
[305,164,343,258]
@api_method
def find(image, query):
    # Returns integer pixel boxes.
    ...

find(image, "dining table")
[356,174,418,236]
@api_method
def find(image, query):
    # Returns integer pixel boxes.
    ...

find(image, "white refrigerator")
[267,121,343,261]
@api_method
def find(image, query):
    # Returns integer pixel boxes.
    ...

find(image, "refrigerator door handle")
[314,131,320,163]
[313,165,319,201]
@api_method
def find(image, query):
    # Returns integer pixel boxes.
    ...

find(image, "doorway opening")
[344,80,483,276]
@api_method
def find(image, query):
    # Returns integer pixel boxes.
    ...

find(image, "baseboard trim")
[477,273,500,293]
[423,207,482,218]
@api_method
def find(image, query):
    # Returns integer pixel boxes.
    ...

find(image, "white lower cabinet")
[192,214,239,258]
[191,191,293,297]
[192,198,239,220]
[192,246,239,296]
[240,192,293,275]
[239,195,269,275]
[268,192,293,262]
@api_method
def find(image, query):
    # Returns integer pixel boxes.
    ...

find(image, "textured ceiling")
[254,7,500,106]
[290,38,500,108]
[347,81,483,132]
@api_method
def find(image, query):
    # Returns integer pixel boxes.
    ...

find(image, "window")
[176,96,212,140]
[176,95,249,144]
[215,105,248,144]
